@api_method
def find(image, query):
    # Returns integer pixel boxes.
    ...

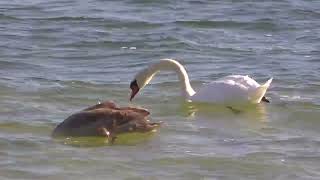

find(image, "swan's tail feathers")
[250,78,273,103]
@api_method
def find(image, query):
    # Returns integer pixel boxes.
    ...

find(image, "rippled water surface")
[1,0,320,179]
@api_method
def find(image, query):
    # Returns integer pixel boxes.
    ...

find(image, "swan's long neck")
[144,59,196,98]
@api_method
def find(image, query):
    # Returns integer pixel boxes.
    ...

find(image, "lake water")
[1,0,320,179]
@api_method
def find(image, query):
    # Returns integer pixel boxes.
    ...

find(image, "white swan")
[129,59,272,105]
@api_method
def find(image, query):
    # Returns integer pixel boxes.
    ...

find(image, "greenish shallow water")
[1,0,320,179]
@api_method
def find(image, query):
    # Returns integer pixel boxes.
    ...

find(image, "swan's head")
[129,59,194,101]
[129,68,156,101]
[130,79,140,101]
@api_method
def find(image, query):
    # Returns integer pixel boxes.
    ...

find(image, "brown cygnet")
[52,101,161,144]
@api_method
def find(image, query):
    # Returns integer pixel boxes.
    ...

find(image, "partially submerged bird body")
[52,101,160,143]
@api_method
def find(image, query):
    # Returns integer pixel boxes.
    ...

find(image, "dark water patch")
[103,20,163,29]
[4,5,43,11]
[32,16,105,22]
[296,36,320,45]
[0,60,45,70]
[127,0,171,5]
[187,0,208,5]
[26,26,66,35]
[212,46,253,55]
[32,17,163,31]
[245,18,280,31]
[290,9,320,20]
[176,20,250,29]
[175,19,280,32]
[0,13,19,20]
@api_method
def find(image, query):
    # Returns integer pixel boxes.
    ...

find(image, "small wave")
[0,13,19,20]
[104,21,162,29]
[31,16,162,29]
[291,9,320,19]
[175,20,250,29]
[245,18,280,31]
[175,19,280,31]
[128,0,170,5]
[0,60,44,70]
[30,16,105,21]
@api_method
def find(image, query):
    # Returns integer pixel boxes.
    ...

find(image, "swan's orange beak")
[130,80,139,101]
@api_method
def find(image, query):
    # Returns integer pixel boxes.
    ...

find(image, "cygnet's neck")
[147,59,196,98]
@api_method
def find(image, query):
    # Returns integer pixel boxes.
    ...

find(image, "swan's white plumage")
[132,59,272,105]
[190,75,273,104]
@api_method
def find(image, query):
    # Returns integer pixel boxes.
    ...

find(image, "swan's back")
[219,75,260,89]
[190,75,272,104]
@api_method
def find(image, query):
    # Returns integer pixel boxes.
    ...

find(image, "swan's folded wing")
[191,81,249,104]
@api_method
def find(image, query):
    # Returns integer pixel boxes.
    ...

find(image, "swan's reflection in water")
[180,102,270,132]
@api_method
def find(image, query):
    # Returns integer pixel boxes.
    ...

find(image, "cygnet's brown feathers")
[52,101,160,139]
